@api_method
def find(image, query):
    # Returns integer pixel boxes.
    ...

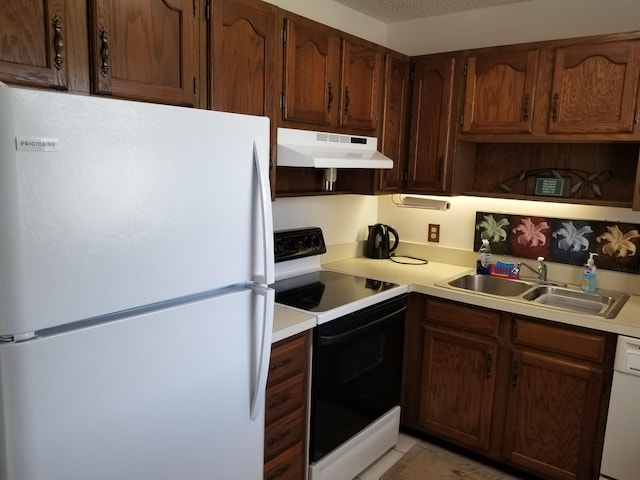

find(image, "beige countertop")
[272,255,640,342]
[323,257,640,338]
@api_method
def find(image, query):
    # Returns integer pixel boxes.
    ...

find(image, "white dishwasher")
[600,335,640,480]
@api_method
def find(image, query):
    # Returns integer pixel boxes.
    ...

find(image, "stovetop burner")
[273,270,399,312]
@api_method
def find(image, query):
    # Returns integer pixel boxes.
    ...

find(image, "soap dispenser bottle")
[581,253,597,293]
[476,239,492,275]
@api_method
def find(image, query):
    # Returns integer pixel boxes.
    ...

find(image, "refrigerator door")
[0,86,273,336]
[0,287,273,480]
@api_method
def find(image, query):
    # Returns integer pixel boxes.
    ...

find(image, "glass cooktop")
[273,270,399,312]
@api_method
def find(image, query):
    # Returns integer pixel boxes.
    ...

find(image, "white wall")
[386,0,640,55]
[272,195,379,245]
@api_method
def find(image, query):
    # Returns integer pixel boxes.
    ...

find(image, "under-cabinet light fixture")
[392,194,451,211]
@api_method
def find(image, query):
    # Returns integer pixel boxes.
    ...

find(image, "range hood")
[276,128,393,169]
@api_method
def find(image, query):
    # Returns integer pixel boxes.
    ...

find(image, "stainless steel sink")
[447,274,533,296]
[523,285,629,318]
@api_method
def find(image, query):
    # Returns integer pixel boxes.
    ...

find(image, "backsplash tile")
[474,212,640,274]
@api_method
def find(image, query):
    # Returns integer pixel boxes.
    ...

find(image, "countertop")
[272,256,640,342]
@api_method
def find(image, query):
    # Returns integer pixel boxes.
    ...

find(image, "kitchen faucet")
[512,257,566,286]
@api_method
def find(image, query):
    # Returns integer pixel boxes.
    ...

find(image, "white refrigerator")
[0,85,274,479]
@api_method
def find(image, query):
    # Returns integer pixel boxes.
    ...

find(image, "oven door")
[310,294,407,462]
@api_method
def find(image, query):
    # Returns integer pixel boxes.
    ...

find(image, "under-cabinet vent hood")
[276,128,393,169]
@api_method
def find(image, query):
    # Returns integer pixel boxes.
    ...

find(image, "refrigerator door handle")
[253,137,274,286]
[250,284,274,420]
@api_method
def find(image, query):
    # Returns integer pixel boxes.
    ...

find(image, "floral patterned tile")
[474,212,640,274]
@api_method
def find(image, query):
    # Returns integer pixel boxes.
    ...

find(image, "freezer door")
[0,86,273,335]
[0,287,273,480]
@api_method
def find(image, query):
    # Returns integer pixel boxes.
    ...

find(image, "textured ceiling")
[332,0,535,22]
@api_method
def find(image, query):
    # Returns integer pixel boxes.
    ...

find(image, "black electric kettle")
[366,224,399,259]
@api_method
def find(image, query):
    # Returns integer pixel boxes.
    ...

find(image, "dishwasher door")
[600,335,640,480]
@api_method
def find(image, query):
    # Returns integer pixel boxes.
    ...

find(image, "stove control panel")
[274,227,327,263]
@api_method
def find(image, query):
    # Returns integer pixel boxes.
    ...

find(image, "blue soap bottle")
[581,252,597,293]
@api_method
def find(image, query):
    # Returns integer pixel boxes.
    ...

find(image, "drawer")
[265,372,305,425]
[268,333,308,386]
[513,317,608,363]
[264,408,304,462]
[426,298,500,337]
[264,442,305,480]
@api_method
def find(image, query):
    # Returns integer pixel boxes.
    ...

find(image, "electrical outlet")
[428,224,440,243]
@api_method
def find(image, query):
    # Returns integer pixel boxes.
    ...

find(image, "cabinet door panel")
[378,52,411,192]
[91,0,197,106]
[406,57,455,193]
[548,40,640,134]
[282,17,339,126]
[0,0,68,88]
[340,39,381,130]
[503,349,602,480]
[419,325,497,451]
[210,0,276,117]
[462,49,539,134]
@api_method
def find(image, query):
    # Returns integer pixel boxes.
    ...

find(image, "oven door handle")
[317,304,407,346]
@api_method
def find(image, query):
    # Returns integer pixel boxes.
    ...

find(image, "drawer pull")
[100,29,110,77]
[267,464,290,480]
[266,427,292,447]
[269,356,293,372]
[268,393,293,409]
[52,16,64,70]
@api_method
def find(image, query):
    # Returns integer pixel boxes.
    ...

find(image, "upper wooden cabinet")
[0,0,89,92]
[281,14,340,127]
[377,51,412,192]
[462,48,539,134]
[280,13,381,134]
[460,34,640,140]
[209,0,277,117]
[90,0,199,106]
[547,39,640,134]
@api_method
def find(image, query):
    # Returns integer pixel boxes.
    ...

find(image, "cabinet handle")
[522,93,530,122]
[52,16,64,70]
[344,86,350,114]
[327,82,333,112]
[634,108,639,124]
[437,156,444,182]
[268,392,293,409]
[267,464,290,480]
[485,353,493,379]
[511,361,520,387]
[266,427,292,447]
[551,92,560,123]
[269,356,293,372]
[100,29,110,77]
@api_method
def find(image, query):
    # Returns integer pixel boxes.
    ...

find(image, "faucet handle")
[536,256,545,262]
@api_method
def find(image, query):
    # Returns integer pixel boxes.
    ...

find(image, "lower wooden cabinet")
[264,332,310,480]
[402,296,616,480]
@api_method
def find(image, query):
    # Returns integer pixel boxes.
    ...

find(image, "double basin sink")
[441,273,629,319]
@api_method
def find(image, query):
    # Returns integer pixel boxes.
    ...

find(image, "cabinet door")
[282,15,340,126]
[419,325,498,451]
[503,349,603,480]
[462,49,539,134]
[90,0,198,106]
[406,56,455,193]
[340,38,381,131]
[210,0,277,117]
[0,0,68,89]
[548,40,640,134]
[377,52,412,192]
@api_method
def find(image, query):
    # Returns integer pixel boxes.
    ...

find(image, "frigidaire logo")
[15,137,59,152]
